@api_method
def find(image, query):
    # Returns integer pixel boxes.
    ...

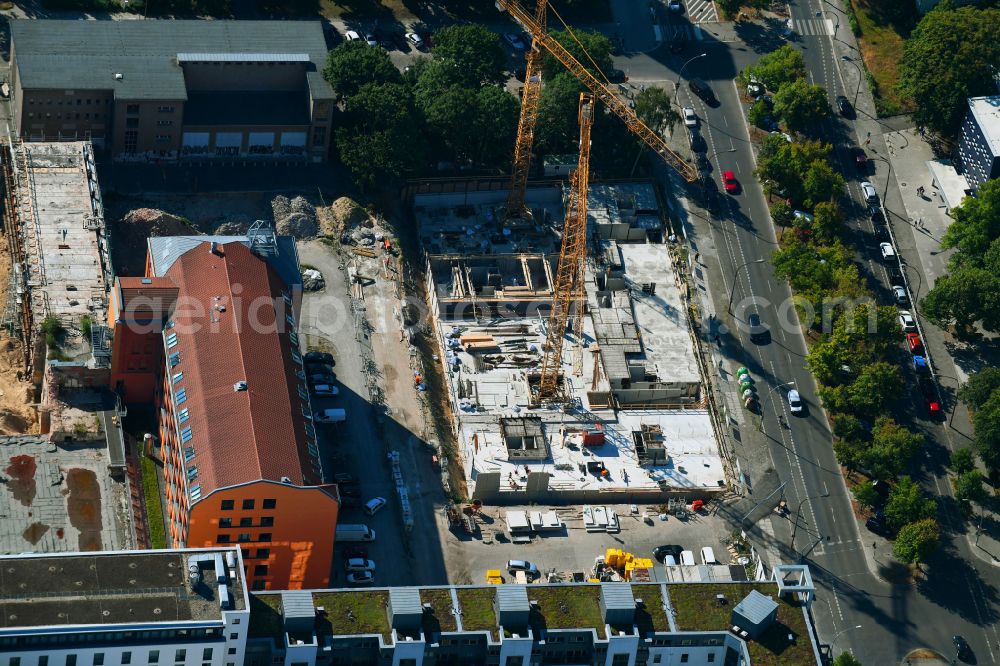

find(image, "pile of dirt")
[322,196,369,237]
[112,208,200,275]
[214,220,250,236]
[271,195,319,239]
[0,251,37,434]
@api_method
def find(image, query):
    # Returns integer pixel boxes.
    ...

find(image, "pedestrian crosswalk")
[667,23,705,43]
[685,0,719,24]
[789,17,834,36]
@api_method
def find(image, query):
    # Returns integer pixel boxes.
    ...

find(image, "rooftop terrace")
[0,548,245,632]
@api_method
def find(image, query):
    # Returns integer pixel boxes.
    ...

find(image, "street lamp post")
[727,258,764,314]
[676,52,708,93]
[870,154,892,203]
[901,261,923,305]
[841,55,863,109]
[935,373,963,429]
[831,625,863,655]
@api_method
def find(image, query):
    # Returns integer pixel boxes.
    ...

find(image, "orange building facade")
[110,232,337,591]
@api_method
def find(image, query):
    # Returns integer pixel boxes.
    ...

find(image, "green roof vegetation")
[456,587,497,636]
[527,586,605,639]
[247,594,283,639]
[420,588,458,634]
[669,583,816,666]
[631,584,669,635]
[314,590,390,641]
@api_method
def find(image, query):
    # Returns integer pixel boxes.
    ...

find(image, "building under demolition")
[415,181,725,504]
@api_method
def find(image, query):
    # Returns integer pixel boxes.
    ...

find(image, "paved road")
[613,1,1000,663]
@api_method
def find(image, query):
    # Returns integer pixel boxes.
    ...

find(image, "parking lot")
[439,502,734,585]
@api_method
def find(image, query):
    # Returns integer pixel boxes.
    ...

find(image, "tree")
[893,518,940,564]
[748,99,773,129]
[884,476,937,530]
[755,137,832,205]
[852,481,880,511]
[848,363,904,417]
[921,264,1000,334]
[973,390,1000,470]
[634,86,680,133]
[898,6,1000,137]
[811,201,845,242]
[770,200,794,227]
[542,29,613,81]
[772,79,831,132]
[535,72,586,155]
[960,368,1000,411]
[334,83,423,190]
[323,41,400,98]
[834,436,867,473]
[940,178,1000,260]
[740,46,806,92]
[950,447,977,475]
[802,161,845,209]
[833,654,863,666]
[954,469,987,505]
[863,416,923,479]
[472,86,521,168]
[432,24,508,87]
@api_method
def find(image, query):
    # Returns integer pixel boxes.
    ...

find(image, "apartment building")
[958,95,1000,192]
[245,572,821,666]
[0,548,250,666]
[8,20,334,163]
[108,228,339,591]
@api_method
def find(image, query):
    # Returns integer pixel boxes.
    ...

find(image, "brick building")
[109,228,339,591]
[9,20,335,163]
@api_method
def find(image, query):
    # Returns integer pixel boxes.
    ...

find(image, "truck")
[336,524,375,542]
[315,408,346,424]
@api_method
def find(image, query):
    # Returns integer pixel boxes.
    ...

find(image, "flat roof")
[0,436,128,554]
[10,19,334,101]
[14,142,109,328]
[927,159,970,211]
[0,548,245,632]
[968,96,1000,157]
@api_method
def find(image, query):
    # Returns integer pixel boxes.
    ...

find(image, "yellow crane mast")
[505,0,548,220]
[538,93,595,400]
[496,0,698,183]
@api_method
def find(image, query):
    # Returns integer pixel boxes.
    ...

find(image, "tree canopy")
[323,41,401,98]
[739,45,806,92]
[542,29,614,82]
[635,86,680,133]
[772,79,831,133]
[960,368,1000,411]
[432,24,508,88]
[885,476,937,530]
[898,6,1000,137]
[893,518,940,564]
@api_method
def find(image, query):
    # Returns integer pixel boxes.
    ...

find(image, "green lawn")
[527,586,606,638]
[455,587,497,636]
[669,583,816,666]
[315,590,391,640]
[631,584,670,635]
[848,0,917,116]
[139,454,167,549]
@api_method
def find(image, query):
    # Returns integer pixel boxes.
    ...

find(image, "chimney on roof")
[210,241,221,256]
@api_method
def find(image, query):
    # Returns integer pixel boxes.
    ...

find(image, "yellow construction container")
[486,569,503,584]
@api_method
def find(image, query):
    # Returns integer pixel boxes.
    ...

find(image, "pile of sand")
[271,195,319,239]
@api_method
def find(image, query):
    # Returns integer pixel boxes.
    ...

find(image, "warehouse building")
[8,20,334,163]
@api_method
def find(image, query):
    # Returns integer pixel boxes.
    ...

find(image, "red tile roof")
[160,241,318,500]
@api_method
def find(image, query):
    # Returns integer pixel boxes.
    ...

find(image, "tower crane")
[496,0,698,184]
[537,93,594,400]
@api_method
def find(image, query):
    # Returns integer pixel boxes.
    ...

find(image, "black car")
[865,514,892,536]
[954,635,972,661]
[306,361,335,374]
[332,473,357,485]
[869,206,886,224]
[887,266,904,284]
[305,351,335,365]
[689,130,707,153]
[653,545,684,562]
[339,486,362,498]
[688,78,716,104]
[836,95,854,118]
[874,224,890,240]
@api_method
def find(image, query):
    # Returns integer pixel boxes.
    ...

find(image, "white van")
[336,524,375,542]
[680,550,695,566]
[664,555,678,567]
[700,546,718,565]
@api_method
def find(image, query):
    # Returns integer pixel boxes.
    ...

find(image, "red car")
[906,332,923,353]
[722,171,739,194]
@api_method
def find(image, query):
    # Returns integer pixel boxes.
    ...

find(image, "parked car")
[898,310,917,332]
[892,285,908,305]
[861,181,879,204]
[853,147,868,169]
[689,130,706,152]
[347,571,375,585]
[683,107,698,128]
[506,559,540,578]
[306,361,335,374]
[688,78,715,104]
[869,205,885,223]
[913,355,930,375]
[343,545,368,559]
[653,545,684,562]
[700,546,718,565]
[668,0,684,11]
[340,496,363,508]
[918,377,941,417]
[364,497,387,515]
[405,32,424,49]
[747,81,765,98]
[340,486,362,498]
[836,95,854,118]
[887,266,904,284]
[308,373,337,385]
[344,30,361,42]
[607,68,628,83]
[865,513,892,536]
[875,224,891,240]
[906,332,923,353]
[311,384,339,396]
[333,473,356,485]
[345,558,375,572]
[722,171,739,194]
[953,635,972,662]
[879,242,896,261]
[365,32,378,47]
[305,351,334,365]
[504,32,526,50]
[787,389,804,414]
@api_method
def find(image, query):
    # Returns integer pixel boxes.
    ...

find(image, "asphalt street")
[622,1,1000,663]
